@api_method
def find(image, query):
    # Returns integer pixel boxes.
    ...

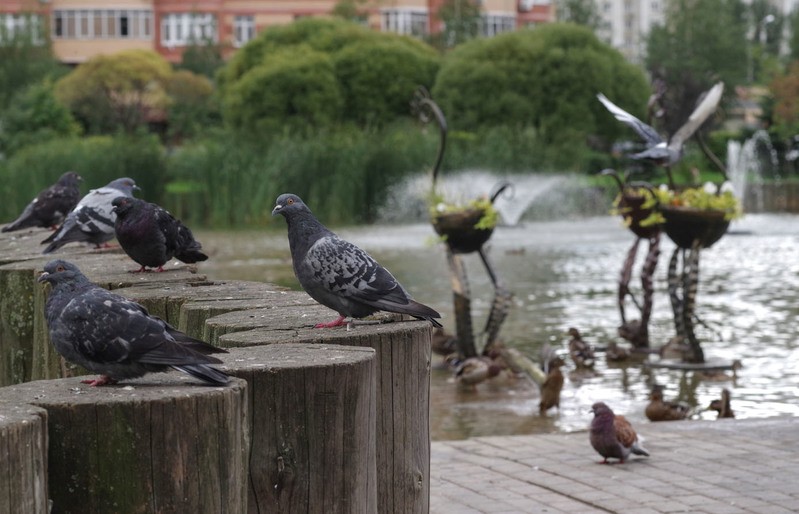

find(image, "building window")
[0,13,44,44]
[481,14,515,38]
[380,9,428,37]
[233,15,255,47]
[161,13,217,47]
[51,10,151,39]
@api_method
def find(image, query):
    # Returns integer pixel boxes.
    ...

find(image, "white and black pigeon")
[597,82,724,166]
[272,193,442,328]
[112,197,208,273]
[37,259,229,386]
[2,171,83,233]
[41,177,140,254]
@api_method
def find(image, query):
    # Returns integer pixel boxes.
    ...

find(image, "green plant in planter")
[610,187,665,229]
[652,184,743,221]
[428,193,499,230]
[428,192,499,253]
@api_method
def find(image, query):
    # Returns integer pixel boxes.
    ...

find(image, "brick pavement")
[431,417,799,513]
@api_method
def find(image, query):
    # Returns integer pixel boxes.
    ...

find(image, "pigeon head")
[272,193,311,218]
[37,259,88,286]
[111,196,137,217]
[591,402,613,418]
[58,171,83,187]
[106,177,141,196]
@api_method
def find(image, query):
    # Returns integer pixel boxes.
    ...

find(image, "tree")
[55,50,172,134]
[436,0,482,48]
[556,0,606,31]
[332,0,369,23]
[178,39,224,79]
[646,0,748,136]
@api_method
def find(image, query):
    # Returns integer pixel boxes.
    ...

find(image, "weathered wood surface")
[221,344,377,514]
[1,375,248,514]
[0,403,48,514]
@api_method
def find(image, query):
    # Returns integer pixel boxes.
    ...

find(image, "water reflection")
[197,213,799,440]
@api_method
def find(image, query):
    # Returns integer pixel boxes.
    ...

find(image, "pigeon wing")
[668,82,724,151]
[305,236,412,307]
[597,93,664,147]
[613,414,639,450]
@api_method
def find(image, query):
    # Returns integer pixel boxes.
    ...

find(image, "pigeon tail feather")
[173,364,229,385]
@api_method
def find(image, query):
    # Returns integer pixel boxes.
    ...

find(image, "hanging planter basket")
[616,191,662,239]
[432,207,494,254]
[661,206,730,249]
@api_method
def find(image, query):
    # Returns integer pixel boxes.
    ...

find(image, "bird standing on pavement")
[112,196,208,273]
[539,349,565,414]
[2,171,83,232]
[567,327,595,369]
[597,82,724,168]
[272,193,442,328]
[590,401,650,464]
[38,259,228,386]
[41,177,140,253]
[708,388,735,419]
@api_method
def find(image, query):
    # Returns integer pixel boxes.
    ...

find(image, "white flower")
[703,182,717,194]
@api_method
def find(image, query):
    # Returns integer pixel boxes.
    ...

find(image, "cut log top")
[0,402,47,426]
[221,343,376,372]
[0,374,246,407]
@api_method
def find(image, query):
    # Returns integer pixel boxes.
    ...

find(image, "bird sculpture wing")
[52,287,220,366]
[305,236,413,309]
[597,93,664,147]
[668,82,724,151]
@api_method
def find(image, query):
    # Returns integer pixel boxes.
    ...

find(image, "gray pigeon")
[37,259,228,386]
[589,402,650,464]
[2,171,83,232]
[272,193,442,328]
[112,197,208,273]
[41,177,140,253]
[597,82,724,166]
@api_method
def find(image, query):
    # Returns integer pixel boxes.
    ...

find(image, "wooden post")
[0,403,48,513]
[221,344,377,514]
[0,375,248,514]
[219,322,432,514]
[0,266,37,385]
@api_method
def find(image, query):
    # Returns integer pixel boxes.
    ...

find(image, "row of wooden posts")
[0,229,432,514]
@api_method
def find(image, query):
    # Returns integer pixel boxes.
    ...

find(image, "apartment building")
[0,0,554,64]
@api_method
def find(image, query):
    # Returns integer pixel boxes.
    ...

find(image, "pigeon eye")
[287,198,295,205]
[56,265,65,272]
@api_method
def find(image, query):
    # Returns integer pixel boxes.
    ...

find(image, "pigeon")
[597,82,724,167]
[2,171,83,232]
[567,327,595,369]
[590,402,650,464]
[112,196,208,273]
[37,259,229,386]
[41,177,140,254]
[272,193,442,328]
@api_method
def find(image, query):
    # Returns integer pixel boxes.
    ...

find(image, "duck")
[708,388,735,418]
[605,341,631,362]
[539,354,565,414]
[450,356,504,390]
[645,386,691,422]
[567,327,595,369]
[431,327,458,358]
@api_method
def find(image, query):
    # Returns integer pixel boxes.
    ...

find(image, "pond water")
[196,213,799,440]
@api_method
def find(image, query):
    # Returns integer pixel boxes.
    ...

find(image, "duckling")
[431,327,458,358]
[605,341,631,362]
[452,356,503,390]
[708,388,735,418]
[645,386,691,422]
[539,355,566,414]
[567,327,595,369]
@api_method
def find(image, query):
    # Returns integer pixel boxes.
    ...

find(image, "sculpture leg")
[618,238,642,324]
[446,248,477,358]
[477,247,512,355]
[667,246,685,340]
[635,233,661,348]
[682,240,704,363]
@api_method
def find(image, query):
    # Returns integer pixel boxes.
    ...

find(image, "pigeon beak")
[271,204,282,216]
[36,271,50,283]
[133,185,142,192]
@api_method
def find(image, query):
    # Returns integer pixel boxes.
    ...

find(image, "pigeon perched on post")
[41,177,140,254]
[2,171,83,232]
[37,259,228,386]
[112,197,208,273]
[272,193,442,328]
[597,82,724,167]
[590,402,650,464]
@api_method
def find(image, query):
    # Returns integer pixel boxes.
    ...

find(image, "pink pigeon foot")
[81,375,117,387]
[314,315,347,328]
[155,266,165,272]
[129,266,150,273]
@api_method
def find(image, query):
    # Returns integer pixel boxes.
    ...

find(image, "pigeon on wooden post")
[37,259,228,386]
[41,177,140,253]
[272,193,442,329]
[589,401,650,464]
[112,196,208,273]
[2,171,82,232]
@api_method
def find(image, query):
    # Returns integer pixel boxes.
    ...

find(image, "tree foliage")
[55,50,172,134]
[556,0,606,31]
[645,0,747,136]
[218,18,440,133]
[431,23,650,147]
[166,70,218,140]
[436,0,482,48]
[768,62,799,139]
